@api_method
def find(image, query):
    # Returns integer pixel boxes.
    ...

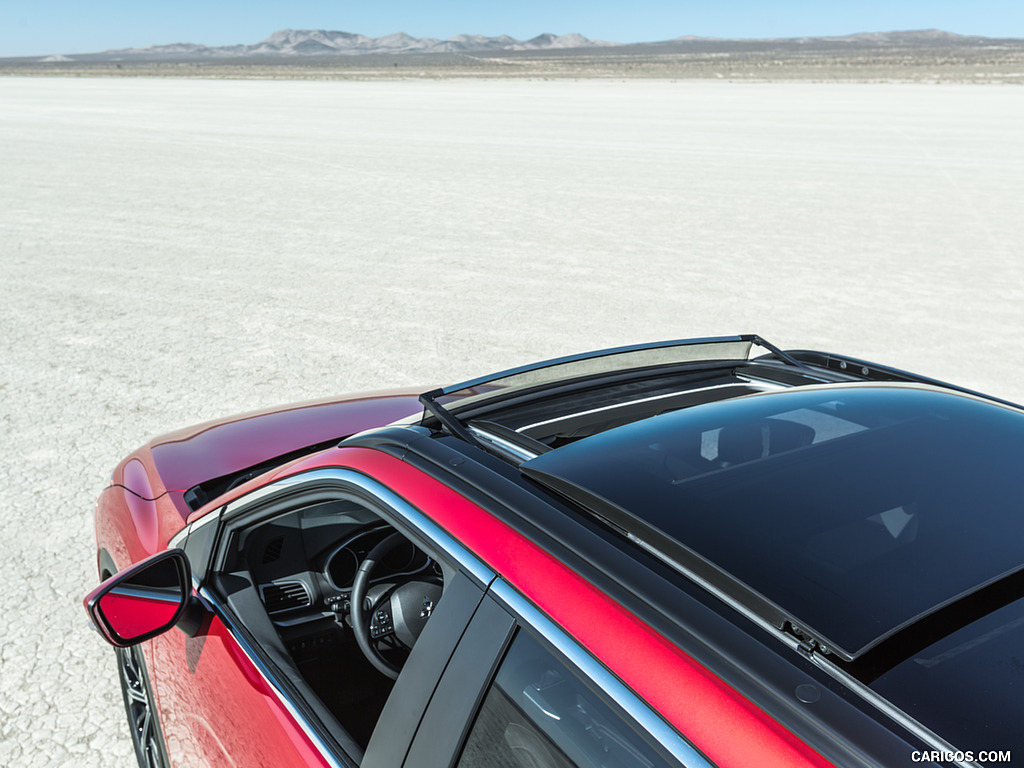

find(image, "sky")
[3,0,1024,58]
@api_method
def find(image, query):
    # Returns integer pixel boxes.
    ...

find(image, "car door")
[145,601,345,767]
[146,467,495,767]
[402,582,711,768]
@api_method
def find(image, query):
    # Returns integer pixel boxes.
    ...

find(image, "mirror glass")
[94,552,188,644]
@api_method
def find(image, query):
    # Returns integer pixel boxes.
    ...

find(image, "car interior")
[216,496,449,750]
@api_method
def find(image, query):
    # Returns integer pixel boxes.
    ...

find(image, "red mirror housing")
[85,550,191,647]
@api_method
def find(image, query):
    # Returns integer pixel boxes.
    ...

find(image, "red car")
[86,336,1020,768]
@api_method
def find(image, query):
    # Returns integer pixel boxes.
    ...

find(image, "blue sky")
[3,0,1023,58]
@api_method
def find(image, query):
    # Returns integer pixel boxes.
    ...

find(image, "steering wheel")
[350,532,443,680]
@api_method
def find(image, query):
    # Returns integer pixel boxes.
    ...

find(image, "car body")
[85,335,1022,768]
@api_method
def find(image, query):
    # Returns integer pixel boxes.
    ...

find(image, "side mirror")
[85,550,191,647]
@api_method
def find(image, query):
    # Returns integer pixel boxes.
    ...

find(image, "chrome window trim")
[220,471,318,520]
[489,579,715,768]
[308,468,497,587]
[214,467,495,586]
[173,466,498,767]
[192,586,352,768]
[168,503,222,549]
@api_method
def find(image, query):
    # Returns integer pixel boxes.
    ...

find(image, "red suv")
[86,336,1020,767]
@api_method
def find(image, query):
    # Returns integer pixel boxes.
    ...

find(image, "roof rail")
[787,349,1022,410]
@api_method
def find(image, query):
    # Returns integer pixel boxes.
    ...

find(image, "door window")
[457,629,680,768]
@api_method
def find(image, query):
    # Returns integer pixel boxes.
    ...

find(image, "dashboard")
[242,499,439,631]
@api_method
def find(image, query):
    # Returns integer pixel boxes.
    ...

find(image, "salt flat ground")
[1,77,1022,765]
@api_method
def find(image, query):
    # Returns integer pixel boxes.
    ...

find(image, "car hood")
[142,388,425,520]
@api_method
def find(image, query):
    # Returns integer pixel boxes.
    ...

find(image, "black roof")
[386,338,1024,757]
[523,384,1024,661]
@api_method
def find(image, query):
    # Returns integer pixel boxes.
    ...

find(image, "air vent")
[262,537,284,564]
[260,581,311,614]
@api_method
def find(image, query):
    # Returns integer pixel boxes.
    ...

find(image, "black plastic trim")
[183,436,344,512]
[519,465,822,650]
[402,596,516,768]
[419,389,489,450]
[787,349,1024,409]
[178,506,222,585]
[362,571,490,768]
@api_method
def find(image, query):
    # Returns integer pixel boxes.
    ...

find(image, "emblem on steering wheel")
[420,596,435,619]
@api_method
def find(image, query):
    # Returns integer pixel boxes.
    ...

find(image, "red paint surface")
[98,590,179,641]
[123,458,160,553]
[150,610,334,767]
[150,390,423,497]
[296,447,835,768]
[99,390,425,567]
[100,453,190,566]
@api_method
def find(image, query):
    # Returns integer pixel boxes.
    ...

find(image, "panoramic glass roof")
[523,384,1024,659]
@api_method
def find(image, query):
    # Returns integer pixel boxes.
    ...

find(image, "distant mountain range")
[88,29,616,59]
[39,28,1016,61]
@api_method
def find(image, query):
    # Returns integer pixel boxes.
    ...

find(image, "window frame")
[186,467,498,766]
[407,578,715,768]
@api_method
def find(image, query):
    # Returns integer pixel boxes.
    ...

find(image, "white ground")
[1,77,1022,766]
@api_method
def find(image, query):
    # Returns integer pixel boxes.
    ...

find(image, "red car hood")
[140,388,425,521]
